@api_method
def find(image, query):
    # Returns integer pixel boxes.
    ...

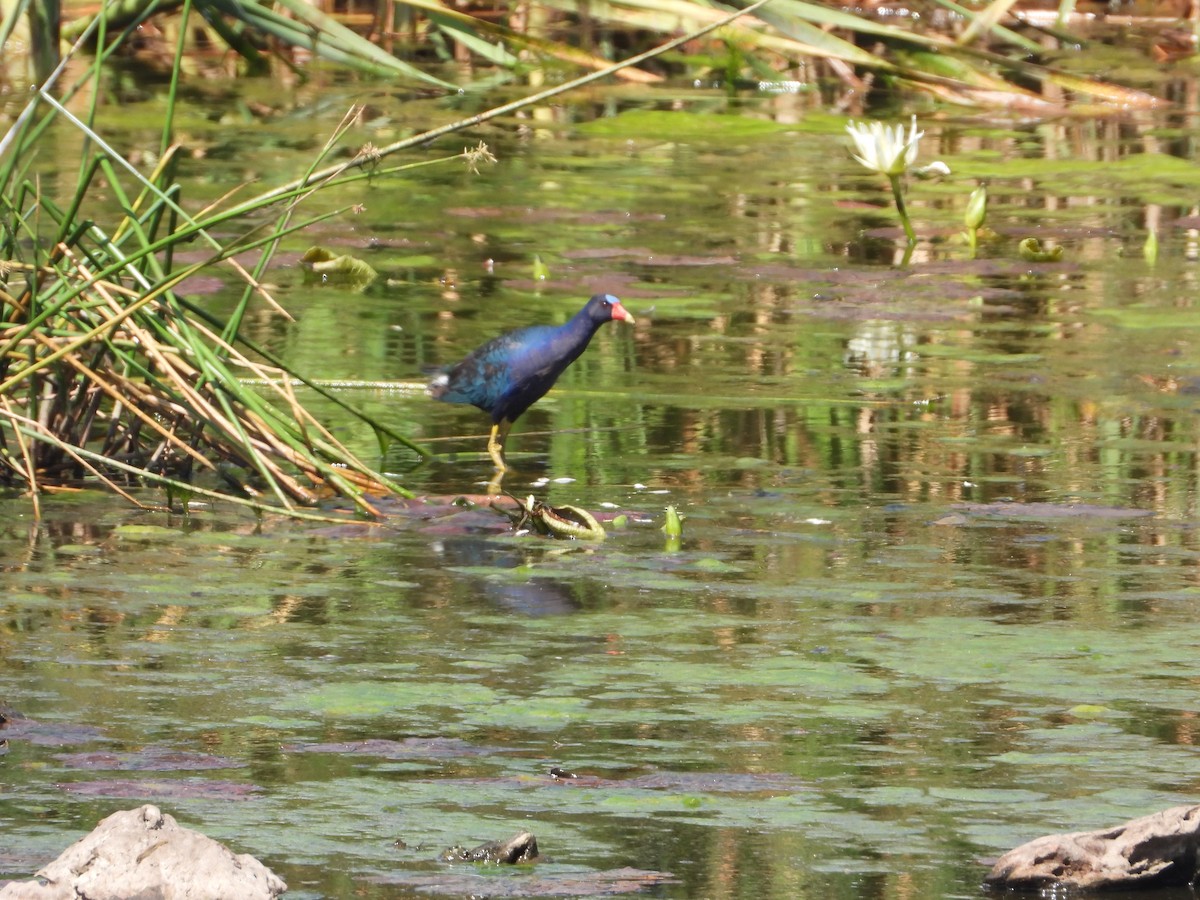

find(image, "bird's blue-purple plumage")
[430,294,630,425]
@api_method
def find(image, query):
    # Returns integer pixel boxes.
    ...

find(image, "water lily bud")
[965,186,987,230]
[1143,227,1158,266]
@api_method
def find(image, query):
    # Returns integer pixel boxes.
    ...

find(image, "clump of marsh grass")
[0,25,440,520]
[0,140,432,518]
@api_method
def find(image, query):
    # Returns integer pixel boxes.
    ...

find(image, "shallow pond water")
[4,68,1200,899]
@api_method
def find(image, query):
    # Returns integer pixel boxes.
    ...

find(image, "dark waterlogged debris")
[0,804,285,900]
[424,769,808,796]
[445,206,665,226]
[384,866,676,896]
[284,736,488,758]
[307,494,648,542]
[985,804,1200,892]
[169,273,226,297]
[58,778,260,800]
[641,254,738,267]
[625,771,806,794]
[55,748,238,771]
[778,271,1025,322]
[484,579,581,617]
[441,831,538,864]
[954,502,1153,520]
[0,715,108,748]
[536,769,806,794]
[560,247,655,260]
[932,513,968,527]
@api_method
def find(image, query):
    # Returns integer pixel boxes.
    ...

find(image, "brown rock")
[0,804,286,899]
[984,804,1200,891]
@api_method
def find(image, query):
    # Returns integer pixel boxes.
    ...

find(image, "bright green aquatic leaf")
[1067,704,1118,719]
[53,544,103,556]
[280,681,501,717]
[912,344,1043,364]
[691,557,741,572]
[234,715,321,728]
[1092,306,1200,329]
[112,525,182,537]
[847,786,932,806]
[462,694,591,728]
[927,786,1046,804]
[389,254,440,268]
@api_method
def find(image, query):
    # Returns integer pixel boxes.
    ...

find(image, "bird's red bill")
[611,301,636,325]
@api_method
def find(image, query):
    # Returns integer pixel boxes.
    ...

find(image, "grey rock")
[0,804,286,899]
[985,804,1200,891]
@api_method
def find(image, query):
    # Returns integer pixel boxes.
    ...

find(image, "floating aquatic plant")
[495,494,607,540]
[300,247,379,290]
[1018,238,1064,262]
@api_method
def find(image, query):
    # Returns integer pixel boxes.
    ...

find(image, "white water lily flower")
[845,115,924,177]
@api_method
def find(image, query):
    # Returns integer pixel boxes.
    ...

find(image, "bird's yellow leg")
[486,423,512,495]
[487,421,512,472]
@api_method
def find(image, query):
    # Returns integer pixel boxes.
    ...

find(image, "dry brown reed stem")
[159,301,381,501]
[179,312,389,481]
[1,250,367,509]
[65,253,219,469]
[0,394,42,517]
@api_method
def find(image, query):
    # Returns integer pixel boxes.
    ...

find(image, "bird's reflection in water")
[485,579,580,617]
[487,467,506,496]
[433,537,582,617]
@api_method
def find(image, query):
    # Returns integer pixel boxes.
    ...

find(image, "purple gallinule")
[429,293,636,471]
